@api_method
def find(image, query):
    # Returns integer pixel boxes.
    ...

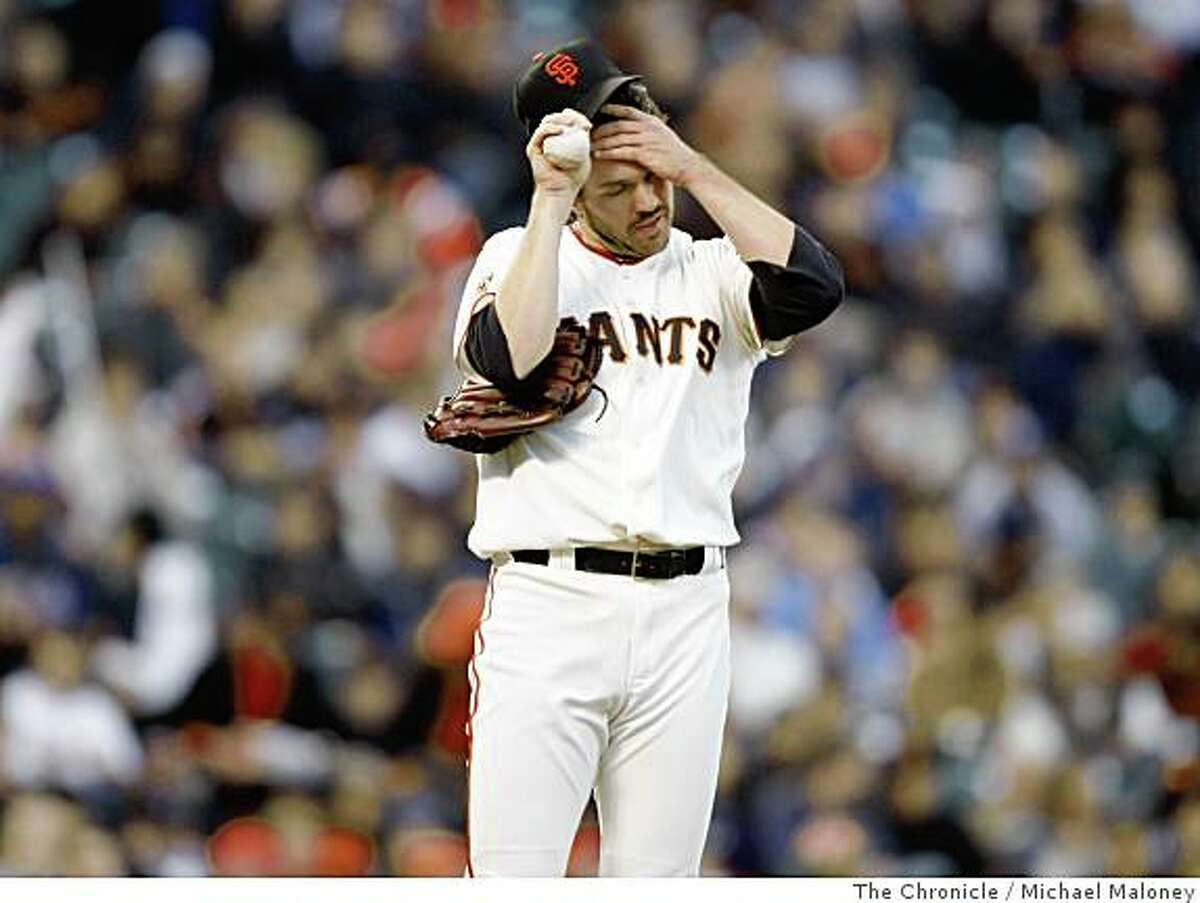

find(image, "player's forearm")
[680,154,844,340]
[679,155,795,265]
[495,191,574,379]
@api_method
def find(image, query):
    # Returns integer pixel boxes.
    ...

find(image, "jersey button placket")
[614,264,641,529]
[620,265,657,534]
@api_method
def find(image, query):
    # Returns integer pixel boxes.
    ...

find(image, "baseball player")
[450,38,844,876]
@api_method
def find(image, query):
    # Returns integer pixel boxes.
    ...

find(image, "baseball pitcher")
[427,37,844,877]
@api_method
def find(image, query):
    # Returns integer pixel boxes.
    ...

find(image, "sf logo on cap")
[544,52,580,87]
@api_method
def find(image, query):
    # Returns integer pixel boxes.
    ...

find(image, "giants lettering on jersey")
[580,311,722,373]
[453,226,766,557]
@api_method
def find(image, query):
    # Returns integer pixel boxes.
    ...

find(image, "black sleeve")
[464,304,549,396]
[747,224,845,342]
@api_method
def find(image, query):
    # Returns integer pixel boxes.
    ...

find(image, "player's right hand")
[527,109,591,200]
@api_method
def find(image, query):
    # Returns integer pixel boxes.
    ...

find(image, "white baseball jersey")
[452,224,788,558]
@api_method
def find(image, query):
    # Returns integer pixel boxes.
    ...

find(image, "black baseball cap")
[513,38,641,136]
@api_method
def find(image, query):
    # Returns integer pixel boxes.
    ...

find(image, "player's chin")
[628,218,669,255]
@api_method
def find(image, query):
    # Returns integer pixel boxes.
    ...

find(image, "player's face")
[575,158,673,259]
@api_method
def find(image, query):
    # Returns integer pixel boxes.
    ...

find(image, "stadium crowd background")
[1,0,1199,878]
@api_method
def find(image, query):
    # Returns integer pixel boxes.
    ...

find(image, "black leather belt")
[512,546,708,580]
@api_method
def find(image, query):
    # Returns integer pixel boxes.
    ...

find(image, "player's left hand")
[591,104,703,187]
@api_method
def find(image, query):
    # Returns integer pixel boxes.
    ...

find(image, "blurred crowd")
[1,0,1200,878]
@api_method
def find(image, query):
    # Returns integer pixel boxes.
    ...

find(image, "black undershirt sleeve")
[747,224,845,343]
[464,303,548,396]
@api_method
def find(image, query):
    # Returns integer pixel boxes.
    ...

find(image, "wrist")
[675,151,714,192]
[530,188,577,224]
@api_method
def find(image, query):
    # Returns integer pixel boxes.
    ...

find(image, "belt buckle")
[632,549,660,579]
[632,549,676,580]
[631,548,641,578]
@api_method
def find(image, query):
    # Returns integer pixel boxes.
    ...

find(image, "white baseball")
[542,127,591,169]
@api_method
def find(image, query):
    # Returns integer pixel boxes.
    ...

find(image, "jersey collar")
[568,221,654,266]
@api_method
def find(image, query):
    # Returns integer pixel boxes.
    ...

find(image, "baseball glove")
[424,320,603,454]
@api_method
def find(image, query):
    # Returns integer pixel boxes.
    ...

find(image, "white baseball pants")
[465,551,730,877]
